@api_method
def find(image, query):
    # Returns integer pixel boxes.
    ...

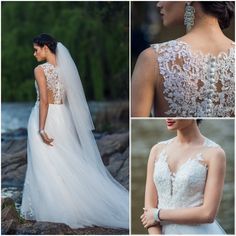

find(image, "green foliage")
[2,2,128,102]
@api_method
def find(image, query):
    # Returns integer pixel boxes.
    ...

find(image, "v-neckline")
[157,137,208,177]
[162,152,203,177]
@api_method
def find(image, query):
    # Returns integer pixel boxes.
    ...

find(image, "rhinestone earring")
[184,2,195,32]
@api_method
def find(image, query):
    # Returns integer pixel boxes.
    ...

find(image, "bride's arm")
[143,148,226,226]
[34,66,48,131]
[34,66,53,146]
[142,144,162,234]
[131,48,157,117]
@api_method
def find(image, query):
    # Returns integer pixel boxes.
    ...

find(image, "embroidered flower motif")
[151,40,235,117]
[35,63,65,104]
[154,138,219,209]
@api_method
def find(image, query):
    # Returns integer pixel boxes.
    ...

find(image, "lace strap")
[158,138,175,146]
[39,62,47,70]
[150,43,160,53]
[203,138,220,148]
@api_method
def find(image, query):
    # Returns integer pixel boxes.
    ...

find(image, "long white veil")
[56,42,94,134]
[56,42,128,188]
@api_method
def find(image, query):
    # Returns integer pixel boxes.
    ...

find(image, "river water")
[131,119,234,234]
[1,101,128,133]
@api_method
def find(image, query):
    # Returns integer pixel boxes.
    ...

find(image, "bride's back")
[35,62,65,105]
[151,35,235,117]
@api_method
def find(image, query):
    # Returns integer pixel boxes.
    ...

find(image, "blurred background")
[131,119,234,234]
[2,1,129,133]
[131,1,235,69]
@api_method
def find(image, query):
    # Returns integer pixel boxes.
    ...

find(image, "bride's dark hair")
[199,1,235,29]
[196,119,202,126]
[33,33,57,54]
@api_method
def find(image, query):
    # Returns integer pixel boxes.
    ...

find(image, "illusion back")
[151,40,235,117]
[35,62,65,104]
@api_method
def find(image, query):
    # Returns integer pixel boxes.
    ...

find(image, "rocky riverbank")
[2,198,128,235]
[1,129,129,235]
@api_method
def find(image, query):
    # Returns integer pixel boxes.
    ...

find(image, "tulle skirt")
[162,220,226,234]
[21,103,129,229]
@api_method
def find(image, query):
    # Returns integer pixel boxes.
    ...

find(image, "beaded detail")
[20,172,35,219]
[35,62,65,104]
[153,137,220,210]
[151,40,235,117]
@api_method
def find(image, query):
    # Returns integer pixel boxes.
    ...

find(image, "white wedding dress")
[154,137,226,234]
[20,62,129,229]
[151,39,235,117]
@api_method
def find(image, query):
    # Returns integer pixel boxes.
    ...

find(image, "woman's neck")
[189,4,224,38]
[46,53,57,67]
[176,124,204,145]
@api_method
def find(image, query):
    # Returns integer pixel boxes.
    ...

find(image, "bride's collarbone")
[164,146,208,169]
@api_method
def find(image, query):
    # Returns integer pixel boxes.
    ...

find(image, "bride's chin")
[166,126,177,131]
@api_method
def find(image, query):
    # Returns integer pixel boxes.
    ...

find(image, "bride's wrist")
[153,208,162,222]
[39,129,46,135]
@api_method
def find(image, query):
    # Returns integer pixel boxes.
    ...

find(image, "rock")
[17,223,129,235]
[1,197,15,209]
[73,226,129,235]
[116,157,129,189]
[1,139,27,188]
[16,221,75,235]
[97,132,129,164]
[1,128,28,142]
[1,197,21,234]
[1,197,129,235]
[1,130,129,234]
[1,198,19,222]
[107,153,126,177]
[92,101,129,132]
[2,219,19,235]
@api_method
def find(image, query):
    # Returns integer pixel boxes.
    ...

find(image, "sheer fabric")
[151,40,235,117]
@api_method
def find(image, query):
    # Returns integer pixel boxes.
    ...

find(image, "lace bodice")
[35,62,65,104]
[153,138,220,209]
[151,40,235,117]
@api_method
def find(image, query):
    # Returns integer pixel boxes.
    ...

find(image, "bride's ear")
[43,45,49,54]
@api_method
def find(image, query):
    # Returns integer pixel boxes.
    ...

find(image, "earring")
[184,2,195,32]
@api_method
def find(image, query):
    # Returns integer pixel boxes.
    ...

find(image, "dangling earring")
[184,2,195,32]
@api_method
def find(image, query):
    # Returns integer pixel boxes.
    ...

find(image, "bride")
[20,33,129,229]
[141,119,226,234]
[131,1,235,117]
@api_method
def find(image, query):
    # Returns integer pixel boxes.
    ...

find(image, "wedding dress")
[21,45,128,229]
[151,39,235,117]
[154,137,226,234]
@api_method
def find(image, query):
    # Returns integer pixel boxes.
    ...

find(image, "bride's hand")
[140,208,156,228]
[39,130,54,146]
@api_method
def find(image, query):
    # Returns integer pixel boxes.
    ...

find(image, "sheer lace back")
[151,40,235,117]
[35,62,65,104]
[153,138,220,209]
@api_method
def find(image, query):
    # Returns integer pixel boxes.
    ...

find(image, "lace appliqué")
[39,63,65,104]
[20,177,35,220]
[153,137,220,209]
[151,40,235,117]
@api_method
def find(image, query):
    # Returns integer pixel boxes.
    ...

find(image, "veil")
[56,42,127,188]
[56,42,94,135]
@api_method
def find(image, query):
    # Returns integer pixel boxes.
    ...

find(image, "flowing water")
[131,119,234,234]
[1,101,128,133]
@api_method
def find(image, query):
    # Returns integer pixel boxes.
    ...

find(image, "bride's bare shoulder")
[136,47,157,64]
[34,65,46,80]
